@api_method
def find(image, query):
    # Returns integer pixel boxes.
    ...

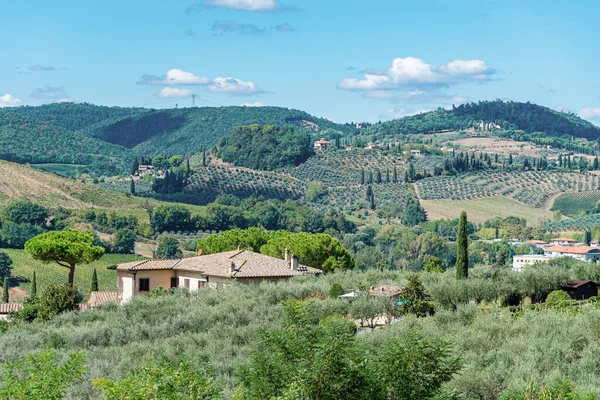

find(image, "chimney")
[229,262,236,275]
[291,254,299,271]
[285,248,291,263]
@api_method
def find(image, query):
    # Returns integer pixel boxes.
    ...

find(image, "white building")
[512,254,550,272]
[549,238,577,246]
[544,245,600,262]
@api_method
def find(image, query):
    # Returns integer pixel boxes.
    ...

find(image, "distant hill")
[368,100,600,139]
[6,103,353,156]
[0,109,132,175]
[0,159,140,209]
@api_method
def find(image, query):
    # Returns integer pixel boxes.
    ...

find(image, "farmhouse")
[135,165,155,176]
[526,239,548,249]
[369,285,404,300]
[410,149,422,157]
[365,144,382,150]
[0,303,23,321]
[549,238,577,246]
[543,245,600,262]
[560,280,599,300]
[314,138,332,151]
[512,254,550,272]
[115,249,323,303]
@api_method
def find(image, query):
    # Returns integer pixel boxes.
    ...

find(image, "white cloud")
[241,102,265,107]
[381,107,433,120]
[338,56,496,91]
[201,0,280,11]
[158,87,194,99]
[0,93,22,107]
[579,107,600,120]
[209,77,260,94]
[138,69,210,85]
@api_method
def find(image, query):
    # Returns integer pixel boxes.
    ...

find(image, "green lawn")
[2,250,145,300]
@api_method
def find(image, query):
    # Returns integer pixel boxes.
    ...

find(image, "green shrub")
[328,283,344,298]
[37,284,80,321]
[546,290,571,304]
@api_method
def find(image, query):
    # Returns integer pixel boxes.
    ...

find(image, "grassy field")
[2,249,145,301]
[31,163,85,177]
[421,197,555,225]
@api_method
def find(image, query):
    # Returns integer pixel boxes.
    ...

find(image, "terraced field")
[99,179,154,195]
[416,170,600,208]
[314,183,413,213]
[551,191,600,216]
[185,165,306,203]
[543,214,600,232]
[283,149,445,187]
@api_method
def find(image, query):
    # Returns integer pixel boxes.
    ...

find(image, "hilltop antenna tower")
[192,94,196,107]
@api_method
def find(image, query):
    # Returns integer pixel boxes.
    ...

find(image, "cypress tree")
[369,190,376,210]
[202,147,207,167]
[594,157,599,170]
[91,268,99,292]
[2,277,8,303]
[130,179,136,195]
[375,169,382,184]
[368,171,373,184]
[393,166,398,183]
[31,271,37,300]
[386,169,390,183]
[585,230,592,246]
[456,211,469,279]
[360,169,365,185]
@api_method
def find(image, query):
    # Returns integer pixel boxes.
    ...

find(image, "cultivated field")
[416,170,600,208]
[421,197,554,225]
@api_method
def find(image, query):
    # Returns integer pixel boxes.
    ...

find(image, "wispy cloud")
[186,0,281,12]
[0,94,23,108]
[29,64,58,72]
[241,101,266,107]
[31,85,68,100]
[273,22,294,32]
[209,77,262,95]
[211,20,265,35]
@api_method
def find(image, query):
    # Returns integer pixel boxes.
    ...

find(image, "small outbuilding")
[560,280,599,300]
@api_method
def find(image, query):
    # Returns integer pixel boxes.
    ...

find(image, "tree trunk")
[68,265,76,287]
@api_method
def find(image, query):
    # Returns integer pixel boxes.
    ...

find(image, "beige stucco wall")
[174,271,207,291]
[135,270,175,293]
[117,270,135,303]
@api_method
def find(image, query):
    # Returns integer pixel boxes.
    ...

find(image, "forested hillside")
[0,110,131,175]
[217,124,313,170]
[4,103,353,156]
[369,100,600,139]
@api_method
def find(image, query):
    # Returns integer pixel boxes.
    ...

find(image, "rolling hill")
[0,109,132,174]
[6,103,354,156]
[368,100,600,139]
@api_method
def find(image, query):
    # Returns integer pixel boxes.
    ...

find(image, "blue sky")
[1,0,599,124]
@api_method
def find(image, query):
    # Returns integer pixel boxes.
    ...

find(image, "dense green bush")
[37,284,80,321]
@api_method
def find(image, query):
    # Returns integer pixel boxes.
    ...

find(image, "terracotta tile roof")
[527,240,548,245]
[0,303,23,313]
[88,291,118,307]
[369,285,404,297]
[545,245,600,255]
[116,259,181,271]
[177,250,323,278]
[116,250,323,278]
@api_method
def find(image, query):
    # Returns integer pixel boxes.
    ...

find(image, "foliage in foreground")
[0,349,85,400]
[234,300,458,400]
[93,361,222,400]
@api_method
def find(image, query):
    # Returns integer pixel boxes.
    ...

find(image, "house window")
[139,278,150,292]
[170,277,178,289]
[184,279,190,289]
[198,280,205,289]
